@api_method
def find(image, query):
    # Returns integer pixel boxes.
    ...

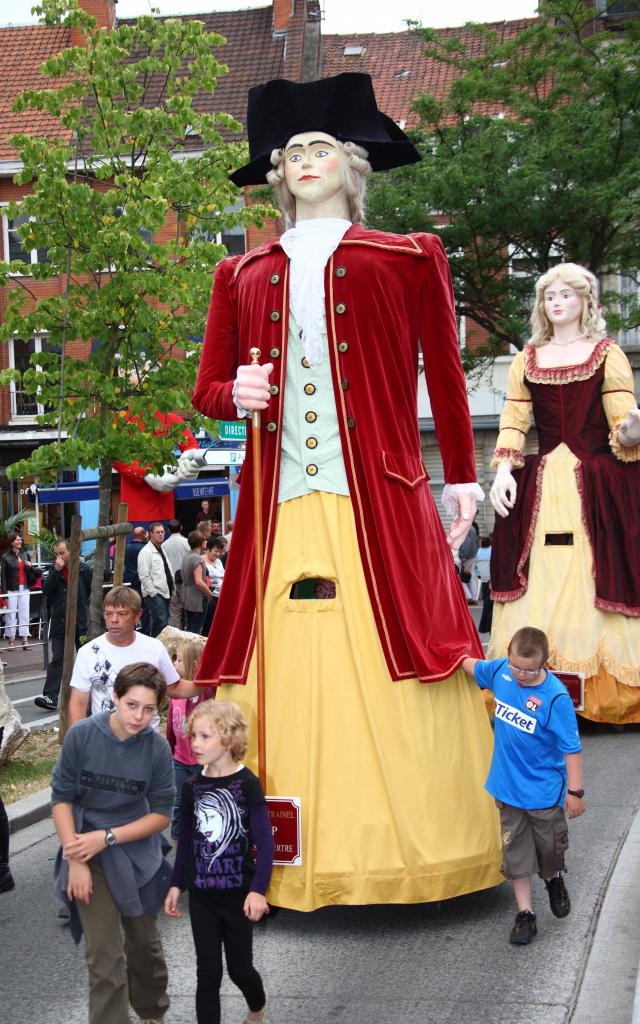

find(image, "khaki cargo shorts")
[496,801,569,880]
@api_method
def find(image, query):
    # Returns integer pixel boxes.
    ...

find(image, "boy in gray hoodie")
[51,662,175,1024]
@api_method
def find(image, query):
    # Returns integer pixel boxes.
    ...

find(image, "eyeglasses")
[507,663,542,676]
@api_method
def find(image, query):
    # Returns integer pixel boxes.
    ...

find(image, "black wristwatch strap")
[567,788,584,798]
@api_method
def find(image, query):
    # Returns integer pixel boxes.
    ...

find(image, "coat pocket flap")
[381,450,429,488]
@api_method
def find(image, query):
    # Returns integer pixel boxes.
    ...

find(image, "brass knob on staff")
[250,347,261,363]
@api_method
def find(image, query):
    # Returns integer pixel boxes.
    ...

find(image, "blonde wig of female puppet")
[529,262,607,347]
[267,140,372,228]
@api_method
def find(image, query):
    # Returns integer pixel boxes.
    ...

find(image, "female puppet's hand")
[618,408,640,448]
[234,363,274,411]
[490,462,517,518]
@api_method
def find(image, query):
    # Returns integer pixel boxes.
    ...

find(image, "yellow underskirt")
[489,444,640,724]
[219,491,502,911]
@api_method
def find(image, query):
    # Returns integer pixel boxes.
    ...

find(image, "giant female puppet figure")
[193,74,501,910]
[489,263,640,725]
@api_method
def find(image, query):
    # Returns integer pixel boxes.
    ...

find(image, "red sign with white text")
[267,796,302,866]
[554,671,584,711]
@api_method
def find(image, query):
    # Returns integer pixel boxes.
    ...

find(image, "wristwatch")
[567,789,585,798]
[104,828,117,847]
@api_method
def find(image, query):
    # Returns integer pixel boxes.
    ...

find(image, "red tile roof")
[0,25,74,160]
[0,7,289,163]
[322,19,539,128]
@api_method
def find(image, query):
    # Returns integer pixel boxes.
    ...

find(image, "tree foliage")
[366,0,640,369]
[0,0,274,627]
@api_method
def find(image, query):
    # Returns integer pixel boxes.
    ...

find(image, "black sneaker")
[509,910,537,945]
[0,865,15,894]
[34,694,58,711]
[546,876,571,918]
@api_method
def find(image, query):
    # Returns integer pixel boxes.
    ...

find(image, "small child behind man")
[462,626,585,946]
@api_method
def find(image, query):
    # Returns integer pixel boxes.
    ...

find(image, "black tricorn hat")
[230,72,421,187]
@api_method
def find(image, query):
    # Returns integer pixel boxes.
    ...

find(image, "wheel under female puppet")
[191,73,502,912]
[489,262,640,726]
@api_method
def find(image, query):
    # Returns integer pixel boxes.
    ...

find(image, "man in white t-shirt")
[68,586,200,726]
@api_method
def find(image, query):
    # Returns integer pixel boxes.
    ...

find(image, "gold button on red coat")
[270,347,281,358]
[266,422,277,433]
[341,378,349,390]
[270,310,280,322]
[269,384,279,396]
[270,273,280,285]
[338,341,349,353]
[336,302,347,315]
[335,266,347,278]
[347,416,356,429]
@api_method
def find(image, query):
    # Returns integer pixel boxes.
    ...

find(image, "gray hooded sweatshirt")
[51,710,175,941]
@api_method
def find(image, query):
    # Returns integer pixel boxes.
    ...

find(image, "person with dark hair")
[194,499,211,526]
[462,627,585,946]
[34,540,93,712]
[1,531,37,651]
[51,661,175,1024]
[182,532,213,635]
[201,536,225,636]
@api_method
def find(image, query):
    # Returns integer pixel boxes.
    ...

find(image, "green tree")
[366,0,640,372]
[0,0,273,633]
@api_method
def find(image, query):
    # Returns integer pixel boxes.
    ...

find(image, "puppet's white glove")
[490,462,517,518]
[144,469,180,493]
[233,362,274,413]
[176,450,201,482]
[442,485,483,551]
[618,408,640,447]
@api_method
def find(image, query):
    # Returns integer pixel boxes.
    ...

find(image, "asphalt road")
[3,722,640,1024]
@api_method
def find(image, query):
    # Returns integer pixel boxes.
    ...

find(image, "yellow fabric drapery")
[219,490,502,911]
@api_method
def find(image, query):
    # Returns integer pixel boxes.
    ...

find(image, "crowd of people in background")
[130,507,232,640]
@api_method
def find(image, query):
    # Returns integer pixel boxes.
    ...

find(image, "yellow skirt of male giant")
[220,491,501,911]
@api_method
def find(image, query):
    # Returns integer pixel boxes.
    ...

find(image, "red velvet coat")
[193,225,483,684]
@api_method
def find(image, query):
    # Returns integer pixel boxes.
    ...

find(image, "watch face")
[106,830,116,846]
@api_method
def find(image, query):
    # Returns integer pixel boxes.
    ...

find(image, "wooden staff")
[250,346,267,789]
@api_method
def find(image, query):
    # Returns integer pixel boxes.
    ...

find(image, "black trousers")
[43,632,81,702]
[0,729,8,865]
[188,889,265,1024]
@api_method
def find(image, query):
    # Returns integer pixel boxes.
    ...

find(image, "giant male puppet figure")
[193,74,501,911]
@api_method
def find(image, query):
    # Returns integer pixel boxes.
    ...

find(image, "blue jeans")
[143,594,170,637]
[171,760,202,838]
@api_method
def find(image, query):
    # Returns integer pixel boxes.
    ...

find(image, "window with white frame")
[8,335,60,421]
[508,242,563,353]
[192,198,247,257]
[2,208,49,268]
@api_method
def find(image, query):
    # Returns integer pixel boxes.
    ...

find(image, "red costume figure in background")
[114,410,199,524]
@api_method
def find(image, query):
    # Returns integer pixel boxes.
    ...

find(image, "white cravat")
[280,218,351,367]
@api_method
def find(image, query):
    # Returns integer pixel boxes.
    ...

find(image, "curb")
[7,786,51,835]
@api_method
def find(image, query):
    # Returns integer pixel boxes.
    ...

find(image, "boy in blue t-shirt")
[462,626,585,946]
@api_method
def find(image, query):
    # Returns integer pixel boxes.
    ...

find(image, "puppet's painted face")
[283,131,345,207]
[543,280,584,332]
